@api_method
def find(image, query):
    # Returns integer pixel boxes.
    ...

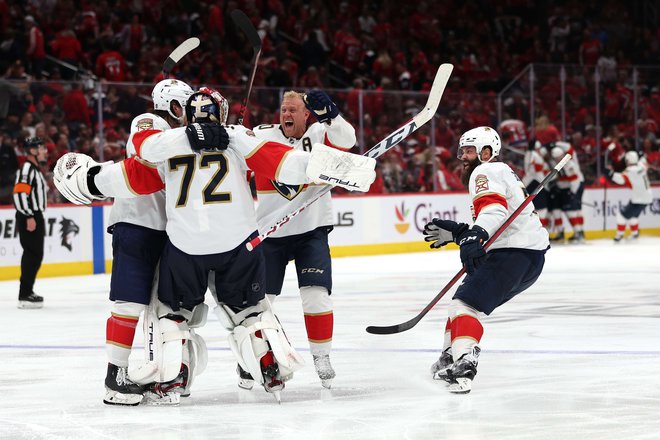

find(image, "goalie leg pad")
[218,300,305,386]
[129,312,191,385]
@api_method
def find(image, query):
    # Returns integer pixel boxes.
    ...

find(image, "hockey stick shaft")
[162,37,200,77]
[365,154,572,335]
[231,10,262,126]
[246,63,454,251]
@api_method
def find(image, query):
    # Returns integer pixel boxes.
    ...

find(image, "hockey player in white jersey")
[54,88,376,402]
[607,151,653,241]
[247,90,356,389]
[79,79,193,406]
[523,140,551,230]
[549,142,585,242]
[422,126,549,393]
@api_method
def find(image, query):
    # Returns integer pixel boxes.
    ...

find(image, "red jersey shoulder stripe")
[130,129,161,157]
[121,157,164,195]
[473,192,507,217]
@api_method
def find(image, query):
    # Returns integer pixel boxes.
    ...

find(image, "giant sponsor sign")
[0,205,92,267]
[329,187,660,247]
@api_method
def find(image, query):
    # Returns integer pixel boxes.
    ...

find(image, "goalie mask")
[185,88,229,125]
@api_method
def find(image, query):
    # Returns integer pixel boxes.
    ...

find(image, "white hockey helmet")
[551,146,564,159]
[458,126,501,162]
[152,79,194,121]
[624,150,639,165]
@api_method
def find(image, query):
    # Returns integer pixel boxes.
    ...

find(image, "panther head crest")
[59,217,80,251]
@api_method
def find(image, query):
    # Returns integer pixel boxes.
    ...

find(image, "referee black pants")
[16,212,45,299]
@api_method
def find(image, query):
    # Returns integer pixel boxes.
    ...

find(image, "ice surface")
[1,238,659,440]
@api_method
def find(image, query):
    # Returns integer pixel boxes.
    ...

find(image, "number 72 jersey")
[95,124,312,255]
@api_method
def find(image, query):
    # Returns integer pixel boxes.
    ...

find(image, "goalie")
[53,88,376,402]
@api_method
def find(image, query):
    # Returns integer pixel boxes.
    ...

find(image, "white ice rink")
[2,237,659,440]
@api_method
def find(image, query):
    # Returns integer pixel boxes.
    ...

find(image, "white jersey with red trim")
[523,149,550,186]
[96,124,313,255]
[499,119,528,148]
[611,159,652,204]
[107,113,168,231]
[469,161,549,251]
[252,115,356,237]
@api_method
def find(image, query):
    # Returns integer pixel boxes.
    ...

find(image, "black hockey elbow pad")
[185,123,230,152]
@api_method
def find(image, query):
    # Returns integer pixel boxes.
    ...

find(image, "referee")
[13,137,48,309]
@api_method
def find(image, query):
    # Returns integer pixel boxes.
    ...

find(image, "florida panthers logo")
[272,181,304,200]
[59,217,80,251]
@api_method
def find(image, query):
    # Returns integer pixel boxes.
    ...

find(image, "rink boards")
[1,186,659,280]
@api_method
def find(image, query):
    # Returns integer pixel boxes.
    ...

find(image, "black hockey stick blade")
[162,37,200,76]
[231,10,262,125]
[366,154,573,335]
[231,10,262,51]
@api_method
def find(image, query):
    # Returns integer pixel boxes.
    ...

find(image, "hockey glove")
[423,219,469,249]
[456,225,489,275]
[53,153,107,205]
[304,90,339,124]
[185,123,229,152]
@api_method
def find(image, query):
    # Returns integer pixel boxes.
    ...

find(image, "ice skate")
[313,354,336,389]
[549,231,565,243]
[435,346,480,394]
[629,231,639,240]
[430,347,453,378]
[143,364,188,406]
[18,292,44,309]
[261,362,284,404]
[613,233,624,243]
[103,363,144,406]
[237,364,255,390]
[568,230,585,244]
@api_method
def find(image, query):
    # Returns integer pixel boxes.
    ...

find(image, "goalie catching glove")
[306,143,376,192]
[53,153,107,205]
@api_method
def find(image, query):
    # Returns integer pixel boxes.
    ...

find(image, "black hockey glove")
[423,219,469,249]
[304,90,339,124]
[185,123,229,152]
[456,225,489,275]
[528,137,537,151]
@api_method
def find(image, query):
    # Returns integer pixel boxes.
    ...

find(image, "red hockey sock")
[304,311,334,344]
[106,313,139,348]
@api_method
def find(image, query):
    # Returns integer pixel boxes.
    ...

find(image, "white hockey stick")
[162,37,201,76]
[246,63,454,251]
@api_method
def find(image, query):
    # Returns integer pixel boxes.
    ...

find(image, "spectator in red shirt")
[50,30,83,79]
[534,115,561,144]
[579,28,601,66]
[62,84,91,137]
[95,41,127,82]
[25,16,45,79]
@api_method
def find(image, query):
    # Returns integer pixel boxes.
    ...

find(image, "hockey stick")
[366,153,573,335]
[162,37,200,77]
[231,10,262,125]
[246,63,454,251]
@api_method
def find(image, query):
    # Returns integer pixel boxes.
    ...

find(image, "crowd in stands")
[0,0,658,204]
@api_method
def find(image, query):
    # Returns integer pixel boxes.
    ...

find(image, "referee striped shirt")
[13,160,48,216]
